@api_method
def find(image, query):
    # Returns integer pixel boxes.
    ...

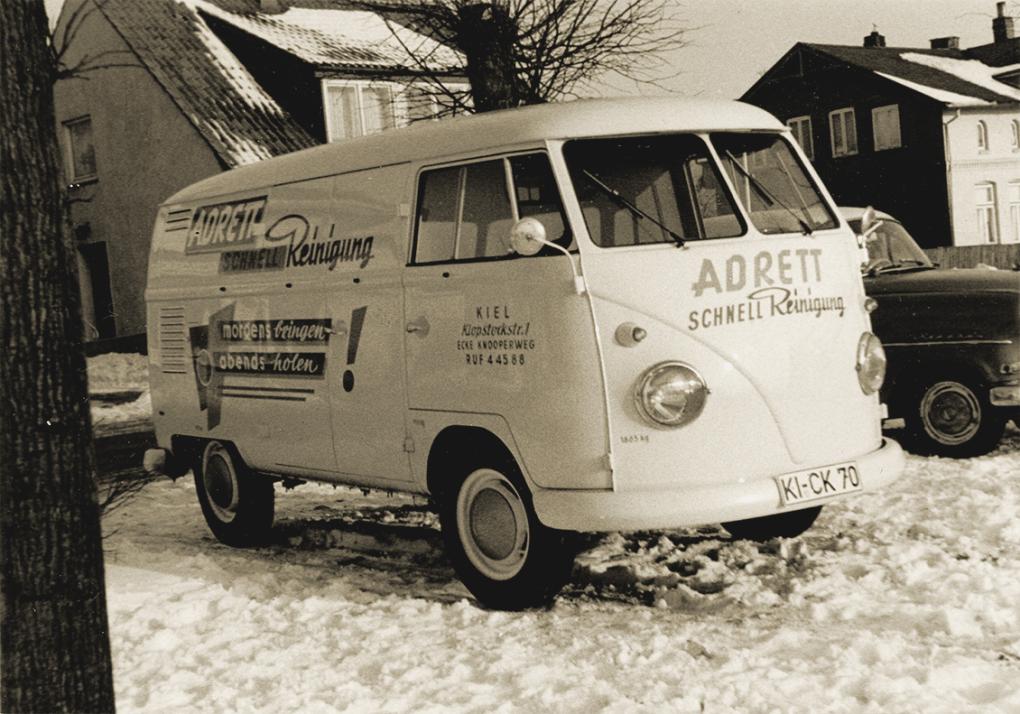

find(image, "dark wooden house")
[742,3,1020,251]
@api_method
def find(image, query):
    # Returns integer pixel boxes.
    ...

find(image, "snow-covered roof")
[800,44,1020,108]
[196,4,462,72]
[874,71,992,107]
[96,0,317,167]
[898,53,1020,103]
[90,0,463,169]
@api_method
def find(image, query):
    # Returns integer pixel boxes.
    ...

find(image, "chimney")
[930,36,960,49]
[994,1,1014,43]
[863,29,886,48]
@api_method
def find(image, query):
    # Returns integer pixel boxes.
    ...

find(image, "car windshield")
[850,218,934,273]
[563,135,745,247]
[712,133,838,235]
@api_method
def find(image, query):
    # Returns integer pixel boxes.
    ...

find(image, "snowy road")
[102,428,1020,713]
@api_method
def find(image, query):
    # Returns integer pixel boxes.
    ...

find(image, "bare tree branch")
[343,0,687,111]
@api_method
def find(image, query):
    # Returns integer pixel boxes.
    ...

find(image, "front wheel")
[722,506,822,542]
[194,441,274,547]
[439,463,575,610]
[901,379,1005,458]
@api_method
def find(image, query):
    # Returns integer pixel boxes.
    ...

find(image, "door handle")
[406,317,430,337]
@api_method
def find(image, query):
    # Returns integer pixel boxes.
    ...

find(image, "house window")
[828,108,858,157]
[323,81,397,141]
[976,182,999,243]
[786,116,813,159]
[1009,181,1020,242]
[977,120,989,152]
[399,83,472,123]
[1012,120,1020,150]
[872,104,902,151]
[64,116,96,182]
[323,80,471,141]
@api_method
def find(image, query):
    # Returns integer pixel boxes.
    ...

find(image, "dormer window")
[323,81,396,141]
[977,120,989,152]
[322,79,471,142]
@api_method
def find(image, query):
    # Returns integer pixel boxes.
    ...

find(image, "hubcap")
[203,444,239,523]
[457,468,529,581]
[921,382,981,445]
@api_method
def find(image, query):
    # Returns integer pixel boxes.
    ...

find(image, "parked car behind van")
[144,99,905,609]
[843,207,1020,457]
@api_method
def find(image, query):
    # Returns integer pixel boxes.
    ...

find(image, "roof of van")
[166,97,785,204]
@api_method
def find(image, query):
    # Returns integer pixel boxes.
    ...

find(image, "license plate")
[775,462,861,506]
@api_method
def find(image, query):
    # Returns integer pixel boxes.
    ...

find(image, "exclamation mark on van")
[343,306,367,392]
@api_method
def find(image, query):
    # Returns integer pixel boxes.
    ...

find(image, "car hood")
[865,268,1020,343]
[864,266,1020,297]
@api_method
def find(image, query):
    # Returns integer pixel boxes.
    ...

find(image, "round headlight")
[856,332,886,395]
[635,362,708,428]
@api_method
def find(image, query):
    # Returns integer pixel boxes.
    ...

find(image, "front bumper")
[531,437,905,532]
[990,383,1020,407]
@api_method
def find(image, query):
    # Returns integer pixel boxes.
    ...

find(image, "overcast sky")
[44,0,1009,100]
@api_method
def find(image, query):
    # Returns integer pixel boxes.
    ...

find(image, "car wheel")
[902,379,1006,458]
[439,460,575,610]
[194,441,274,546]
[722,506,822,542]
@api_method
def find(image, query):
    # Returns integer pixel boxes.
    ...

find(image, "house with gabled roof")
[54,0,466,343]
[742,2,1020,254]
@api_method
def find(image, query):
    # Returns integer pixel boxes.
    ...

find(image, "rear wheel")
[901,378,1005,458]
[722,506,821,542]
[439,459,575,610]
[194,441,274,547]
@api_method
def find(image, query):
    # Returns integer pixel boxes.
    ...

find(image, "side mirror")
[509,217,547,256]
[859,206,883,238]
[507,216,587,295]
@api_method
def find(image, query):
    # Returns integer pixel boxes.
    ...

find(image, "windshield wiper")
[723,150,814,236]
[581,169,686,247]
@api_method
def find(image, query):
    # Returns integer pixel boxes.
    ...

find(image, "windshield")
[849,218,933,272]
[563,135,745,247]
[712,133,837,235]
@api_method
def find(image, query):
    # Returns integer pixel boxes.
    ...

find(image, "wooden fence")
[924,244,1020,270]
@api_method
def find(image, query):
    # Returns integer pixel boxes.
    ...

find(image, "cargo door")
[403,154,609,490]
[325,166,413,484]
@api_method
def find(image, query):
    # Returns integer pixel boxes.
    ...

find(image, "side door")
[402,153,608,491]
[325,166,414,484]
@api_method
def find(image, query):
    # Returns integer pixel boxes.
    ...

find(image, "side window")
[413,153,570,263]
[414,166,461,263]
[457,160,515,259]
[509,154,571,249]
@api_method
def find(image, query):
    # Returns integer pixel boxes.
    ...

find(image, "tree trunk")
[1,3,116,713]
[458,3,519,112]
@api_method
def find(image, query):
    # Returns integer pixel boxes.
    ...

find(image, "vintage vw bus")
[145,98,904,609]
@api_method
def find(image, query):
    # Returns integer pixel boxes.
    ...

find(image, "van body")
[146,98,904,608]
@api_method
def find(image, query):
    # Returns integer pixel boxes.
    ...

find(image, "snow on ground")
[88,353,151,435]
[92,354,1020,712]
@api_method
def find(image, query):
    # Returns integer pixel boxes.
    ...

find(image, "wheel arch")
[884,357,989,414]
[425,425,521,501]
